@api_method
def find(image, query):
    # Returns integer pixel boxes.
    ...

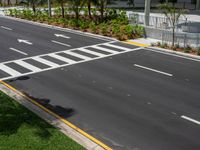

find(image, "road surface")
[0,16,200,150]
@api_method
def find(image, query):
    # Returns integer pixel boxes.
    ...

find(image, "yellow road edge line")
[123,41,149,47]
[0,80,112,150]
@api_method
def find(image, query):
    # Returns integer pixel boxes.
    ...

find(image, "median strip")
[134,64,173,77]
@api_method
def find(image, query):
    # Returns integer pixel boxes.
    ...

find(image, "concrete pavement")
[0,16,200,150]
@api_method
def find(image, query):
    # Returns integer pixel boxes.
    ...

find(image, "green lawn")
[0,91,85,150]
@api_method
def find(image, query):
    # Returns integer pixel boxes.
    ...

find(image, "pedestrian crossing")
[0,42,142,81]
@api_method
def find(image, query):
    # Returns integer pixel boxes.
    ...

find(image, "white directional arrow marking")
[17,39,33,45]
[54,34,70,39]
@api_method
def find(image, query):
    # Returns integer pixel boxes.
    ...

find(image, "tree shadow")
[8,76,30,82]
[0,91,75,140]
[25,93,76,119]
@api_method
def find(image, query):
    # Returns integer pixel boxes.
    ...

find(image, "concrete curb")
[0,15,117,42]
[149,46,200,61]
[0,81,108,150]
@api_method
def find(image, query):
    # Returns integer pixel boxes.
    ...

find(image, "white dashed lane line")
[9,47,28,55]
[1,26,12,31]
[134,64,173,77]
[181,115,200,126]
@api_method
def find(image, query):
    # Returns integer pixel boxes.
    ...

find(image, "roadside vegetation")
[5,0,144,41]
[152,42,200,56]
[0,91,85,150]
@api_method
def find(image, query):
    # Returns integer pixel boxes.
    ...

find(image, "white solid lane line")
[134,64,173,77]
[51,40,71,47]
[1,26,12,30]
[0,64,21,76]
[181,116,200,125]
[9,47,28,55]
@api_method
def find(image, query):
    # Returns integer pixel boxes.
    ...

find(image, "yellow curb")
[0,80,112,150]
[123,40,149,47]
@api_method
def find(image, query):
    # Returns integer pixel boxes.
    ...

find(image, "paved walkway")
[127,10,200,22]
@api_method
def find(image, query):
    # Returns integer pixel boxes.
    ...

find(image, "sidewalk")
[127,10,200,22]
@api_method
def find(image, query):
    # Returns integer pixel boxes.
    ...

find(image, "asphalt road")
[1,16,200,150]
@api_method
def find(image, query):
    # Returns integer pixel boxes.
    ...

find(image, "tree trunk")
[7,0,10,5]
[61,3,64,18]
[88,1,91,18]
[100,2,104,21]
[75,9,79,21]
[172,26,175,47]
[32,2,36,13]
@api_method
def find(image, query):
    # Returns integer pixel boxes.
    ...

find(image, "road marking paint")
[64,51,91,60]
[15,60,41,72]
[134,64,173,77]
[9,47,28,55]
[54,34,70,39]
[32,57,60,68]
[92,45,118,54]
[123,41,149,47]
[104,43,132,51]
[181,115,200,125]
[0,42,143,81]
[0,80,112,150]
[17,39,33,45]
[0,64,21,76]
[51,40,71,47]
[49,53,76,63]
[78,48,105,57]
[1,26,12,30]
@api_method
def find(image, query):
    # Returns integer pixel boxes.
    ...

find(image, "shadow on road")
[24,93,76,119]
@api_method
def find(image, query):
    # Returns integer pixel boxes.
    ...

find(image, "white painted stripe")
[0,64,21,76]
[15,60,41,72]
[32,57,60,68]
[64,51,92,60]
[0,47,143,81]
[49,53,76,63]
[1,26,12,30]
[78,48,105,57]
[181,115,200,125]
[51,40,71,47]
[104,43,131,51]
[92,45,118,54]
[134,64,173,77]
[9,47,28,55]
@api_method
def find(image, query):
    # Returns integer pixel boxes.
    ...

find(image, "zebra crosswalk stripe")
[78,48,105,57]
[49,54,76,64]
[64,51,92,60]
[104,43,131,51]
[15,60,41,72]
[92,45,119,54]
[0,64,21,76]
[32,57,60,68]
